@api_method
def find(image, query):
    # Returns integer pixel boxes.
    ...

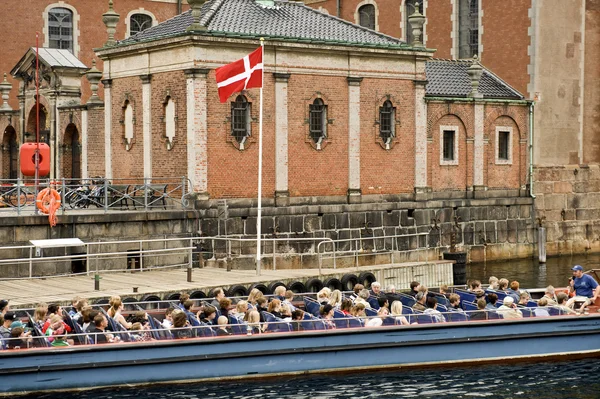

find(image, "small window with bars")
[48,7,73,52]
[358,4,376,30]
[495,128,512,164]
[379,100,395,149]
[130,14,153,36]
[309,98,327,149]
[442,129,456,163]
[231,95,251,149]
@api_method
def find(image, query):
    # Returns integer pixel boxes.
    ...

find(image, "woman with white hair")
[496,297,523,319]
[354,289,372,309]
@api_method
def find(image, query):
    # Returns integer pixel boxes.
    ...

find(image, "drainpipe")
[178,0,183,14]
[336,0,341,17]
[529,102,535,199]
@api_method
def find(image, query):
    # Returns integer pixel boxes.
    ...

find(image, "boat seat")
[333,309,349,329]
[547,306,563,316]
[487,311,502,320]
[227,316,247,335]
[402,305,414,315]
[261,311,292,332]
[447,311,469,322]
[303,297,321,317]
[456,290,477,305]
[398,293,416,308]
[365,307,378,317]
[462,301,478,311]
[414,313,435,324]
[347,317,364,328]
[367,296,380,310]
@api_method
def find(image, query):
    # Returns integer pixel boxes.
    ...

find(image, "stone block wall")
[534,165,600,255]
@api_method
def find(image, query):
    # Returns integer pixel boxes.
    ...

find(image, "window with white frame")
[358,4,376,30]
[164,98,176,150]
[124,101,134,151]
[458,0,479,59]
[48,7,73,52]
[309,98,327,150]
[440,126,459,165]
[379,100,396,149]
[495,126,512,164]
[130,13,153,36]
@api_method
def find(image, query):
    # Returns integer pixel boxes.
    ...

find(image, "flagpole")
[256,38,265,276]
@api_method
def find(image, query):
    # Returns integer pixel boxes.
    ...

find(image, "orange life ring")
[36,188,61,214]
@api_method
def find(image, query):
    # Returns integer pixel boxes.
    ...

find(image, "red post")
[35,32,40,212]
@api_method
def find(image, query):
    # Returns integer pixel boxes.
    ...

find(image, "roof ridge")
[293,1,406,46]
[199,0,227,27]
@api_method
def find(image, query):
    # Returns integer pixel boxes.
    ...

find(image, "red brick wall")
[58,108,83,179]
[111,76,144,179]
[425,0,452,59]
[0,0,186,110]
[428,113,469,191]
[150,71,188,180]
[86,106,105,178]
[360,78,415,194]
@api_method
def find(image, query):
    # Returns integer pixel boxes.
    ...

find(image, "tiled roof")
[119,0,408,48]
[425,59,524,100]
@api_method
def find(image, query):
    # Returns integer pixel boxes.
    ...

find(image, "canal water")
[22,254,600,398]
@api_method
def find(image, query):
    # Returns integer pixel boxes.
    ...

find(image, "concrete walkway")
[1,260,453,308]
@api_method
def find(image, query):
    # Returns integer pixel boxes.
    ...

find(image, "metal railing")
[0,177,194,214]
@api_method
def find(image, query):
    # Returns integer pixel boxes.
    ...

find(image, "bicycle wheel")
[67,191,88,209]
[8,192,27,208]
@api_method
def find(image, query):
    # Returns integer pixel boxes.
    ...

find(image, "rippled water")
[29,359,600,399]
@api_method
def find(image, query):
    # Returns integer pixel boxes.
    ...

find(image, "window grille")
[48,8,73,52]
[379,100,395,148]
[130,14,153,36]
[358,4,376,30]
[309,99,327,148]
[231,95,250,146]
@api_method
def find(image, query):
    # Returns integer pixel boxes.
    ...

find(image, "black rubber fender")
[288,281,307,294]
[323,277,343,291]
[268,281,287,294]
[305,278,324,293]
[249,283,270,295]
[357,272,377,288]
[165,293,181,301]
[228,285,248,298]
[340,273,359,291]
[190,291,207,299]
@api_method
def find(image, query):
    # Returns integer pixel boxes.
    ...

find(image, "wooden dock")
[1,260,454,308]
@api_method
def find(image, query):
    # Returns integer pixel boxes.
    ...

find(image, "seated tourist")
[182,299,196,316]
[351,303,367,319]
[488,276,499,291]
[534,298,550,317]
[486,293,499,310]
[448,294,463,312]
[469,298,488,321]
[377,296,389,310]
[42,304,72,334]
[365,307,389,327]
[273,286,287,302]
[439,284,449,297]
[0,312,14,339]
[518,291,531,307]
[216,316,233,336]
[161,307,175,329]
[290,309,304,332]
[329,290,342,308]
[350,284,364,302]
[6,326,31,350]
[409,281,421,297]
[69,296,82,317]
[317,288,332,305]
[389,301,410,326]
[567,265,600,312]
[424,297,445,323]
[267,299,283,318]
[385,285,403,305]
[496,296,523,319]
[507,281,521,303]
[319,304,336,329]
[210,288,226,308]
[468,280,482,292]
[51,325,70,347]
[247,288,264,308]
[88,314,114,344]
[369,282,382,297]
[475,290,487,303]
[542,286,558,306]
[219,298,232,318]
[354,289,372,309]
[246,310,263,334]
[107,296,132,329]
[171,311,193,339]
[199,305,217,325]
[0,299,9,316]
[82,307,100,331]
[556,292,577,315]
[498,278,509,292]
[44,314,65,343]
[412,292,427,312]
[178,292,190,310]
[283,290,296,311]
[280,304,293,322]
[233,300,249,321]
[256,297,268,322]
[340,299,353,316]
[71,299,88,323]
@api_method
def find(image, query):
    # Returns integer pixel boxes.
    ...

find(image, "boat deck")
[1,260,452,308]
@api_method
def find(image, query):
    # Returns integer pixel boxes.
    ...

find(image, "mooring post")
[94,273,101,290]
[538,227,547,263]
[187,238,193,282]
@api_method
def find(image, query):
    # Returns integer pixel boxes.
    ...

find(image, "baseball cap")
[571,265,584,272]
[10,320,24,330]
[3,312,16,321]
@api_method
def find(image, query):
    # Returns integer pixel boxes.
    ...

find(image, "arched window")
[358,4,376,30]
[231,95,251,149]
[379,100,395,149]
[124,102,134,150]
[458,0,479,59]
[164,98,176,150]
[48,7,73,52]
[309,98,327,149]
[130,13,153,36]
[404,0,417,44]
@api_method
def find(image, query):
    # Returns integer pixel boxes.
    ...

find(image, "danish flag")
[215,47,263,103]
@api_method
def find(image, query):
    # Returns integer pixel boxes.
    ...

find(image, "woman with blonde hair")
[107,295,131,329]
[390,301,410,326]
[33,303,48,329]
[247,288,263,308]
[317,288,332,305]
[246,310,263,334]
[267,299,282,318]
[329,290,342,308]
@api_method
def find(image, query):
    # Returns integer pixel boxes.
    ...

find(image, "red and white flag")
[215,47,263,103]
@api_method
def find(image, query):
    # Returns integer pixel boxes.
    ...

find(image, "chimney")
[187,0,207,31]
[86,60,104,105]
[102,0,120,47]
[467,55,484,99]
[408,2,426,48]
[0,74,12,111]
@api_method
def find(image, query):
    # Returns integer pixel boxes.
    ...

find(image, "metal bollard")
[187,266,192,282]
[94,273,101,291]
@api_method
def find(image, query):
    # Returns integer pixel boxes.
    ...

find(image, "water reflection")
[466,253,600,288]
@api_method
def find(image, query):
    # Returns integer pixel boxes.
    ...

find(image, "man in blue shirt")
[567,265,600,312]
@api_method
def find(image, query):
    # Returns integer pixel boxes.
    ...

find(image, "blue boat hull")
[1,316,600,395]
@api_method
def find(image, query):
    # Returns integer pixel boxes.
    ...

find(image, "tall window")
[358,4,376,30]
[405,0,417,44]
[379,100,395,149]
[130,14,153,36]
[309,98,327,149]
[231,95,251,148]
[495,127,513,164]
[164,98,176,150]
[498,131,509,161]
[443,130,456,161]
[48,7,73,52]
[124,102,134,150]
[458,0,479,59]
